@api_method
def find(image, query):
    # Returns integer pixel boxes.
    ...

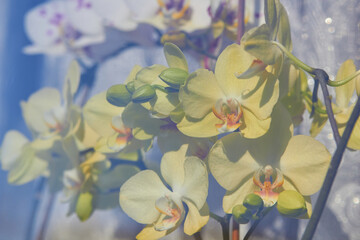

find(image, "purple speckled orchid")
[24,0,138,55]
[125,0,212,33]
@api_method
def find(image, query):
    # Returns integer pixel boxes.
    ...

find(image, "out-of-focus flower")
[208,106,331,217]
[21,61,81,141]
[0,130,51,184]
[333,60,360,150]
[178,44,279,138]
[120,144,209,239]
[126,0,212,33]
[24,0,139,56]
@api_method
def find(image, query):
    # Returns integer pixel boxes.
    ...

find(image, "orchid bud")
[243,193,264,210]
[159,68,188,89]
[126,81,136,93]
[276,190,307,218]
[132,84,156,103]
[106,84,132,107]
[76,192,94,222]
[232,204,252,224]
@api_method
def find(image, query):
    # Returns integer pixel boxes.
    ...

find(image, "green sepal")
[277,190,307,218]
[131,84,156,103]
[76,192,94,222]
[243,193,264,210]
[106,84,132,107]
[159,68,188,89]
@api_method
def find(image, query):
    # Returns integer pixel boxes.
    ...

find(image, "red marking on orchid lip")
[212,98,243,132]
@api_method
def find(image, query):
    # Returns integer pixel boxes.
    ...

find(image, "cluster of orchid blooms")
[2,0,360,239]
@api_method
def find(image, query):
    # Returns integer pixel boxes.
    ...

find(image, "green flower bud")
[132,84,156,103]
[106,84,132,107]
[76,192,94,222]
[126,81,135,93]
[243,193,264,210]
[232,204,252,224]
[159,68,188,89]
[277,190,307,218]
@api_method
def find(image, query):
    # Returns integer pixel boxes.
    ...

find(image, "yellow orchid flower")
[120,144,209,239]
[208,104,331,218]
[178,43,279,138]
[20,61,81,141]
[333,59,360,150]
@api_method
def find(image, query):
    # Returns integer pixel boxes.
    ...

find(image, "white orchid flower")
[120,144,209,239]
[24,0,105,55]
[21,61,81,141]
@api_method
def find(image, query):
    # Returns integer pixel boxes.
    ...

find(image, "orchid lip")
[212,98,243,133]
[153,195,182,231]
[253,165,284,207]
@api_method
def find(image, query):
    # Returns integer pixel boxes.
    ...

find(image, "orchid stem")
[237,0,245,44]
[210,212,230,240]
[302,96,360,240]
[312,69,341,145]
[36,193,56,240]
[243,206,274,240]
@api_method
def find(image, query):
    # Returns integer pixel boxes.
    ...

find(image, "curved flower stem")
[271,41,341,144]
[36,193,56,240]
[312,69,341,145]
[243,206,274,240]
[302,96,360,240]
[209,212,230,240]
[237,0,245,44]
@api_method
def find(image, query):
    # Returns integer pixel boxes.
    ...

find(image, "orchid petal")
[335,60,356,108]
[164,43,188,72]
[1,131,29,170]
[120,170,171,224]
[183,200,209,235]
[280,135,331,196]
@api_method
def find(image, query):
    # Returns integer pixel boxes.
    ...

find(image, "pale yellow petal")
[120,170,171,224]
[181,157,208,209]
[208,133,259,191]
[135,64,167,87]
[164,43,188,71]
[125,65,142,84]
[280,135,331,196]
[336,106,360,150]
[179,69,224,119]
[21,88,61,134]
[214,44,255,96]
[241,71,279,120]
[161,144,188,191]
[240,107,271,139]
[183,200,209,236]
[83,91,123,137]
[335,59,356,108]
[222,177,259,213]
[63,60,80,99]
[148,90,179,116]
[136,225,168,240]
[177,112,222,138]
[1,130,29,170]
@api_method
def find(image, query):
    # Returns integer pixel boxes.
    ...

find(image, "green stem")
[327,69,360,87]
[302,96,360,240]
[243,207,274,240]
[271,41,315,75]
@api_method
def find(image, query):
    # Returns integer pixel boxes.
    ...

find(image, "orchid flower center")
[109,115,132,150]
[253,165,284,207]
[157,0,191,22]
[212,98,243,133]
[154,195,182,231]
[42,106,66,138]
